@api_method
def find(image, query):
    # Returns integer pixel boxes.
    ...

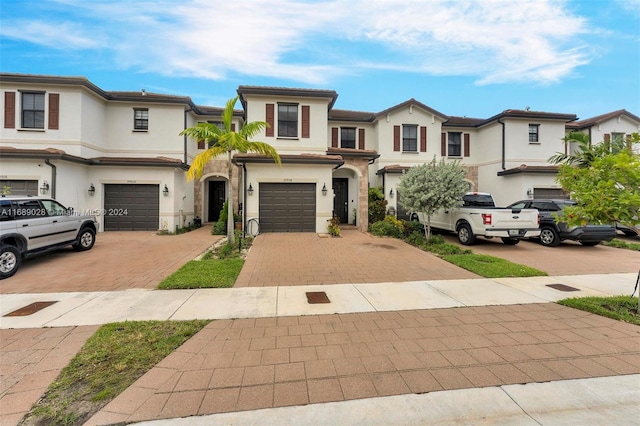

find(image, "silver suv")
[0,196,99,279]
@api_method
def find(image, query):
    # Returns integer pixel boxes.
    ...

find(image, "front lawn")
[443,253,547,278]
[603,238,640,251]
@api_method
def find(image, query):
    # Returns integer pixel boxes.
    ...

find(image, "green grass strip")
[158,258,244,289]
[26,320,209,425]
[558,295,640,325]
[443,253,547,278]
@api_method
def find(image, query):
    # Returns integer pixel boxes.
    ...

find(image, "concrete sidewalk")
[1,273,636,329]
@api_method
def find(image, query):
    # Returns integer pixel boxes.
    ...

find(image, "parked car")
[505,199,617,247]
[415,192,541,245]
[0,196,99,279]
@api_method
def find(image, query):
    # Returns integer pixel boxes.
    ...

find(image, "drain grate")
[306,292,331,304]
[546,284,580,292]
[4,301,58,317]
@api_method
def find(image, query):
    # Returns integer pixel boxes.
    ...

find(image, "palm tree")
[549,131,628,167]
[181,96,280,243]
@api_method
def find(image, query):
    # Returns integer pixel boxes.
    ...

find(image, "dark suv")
[0,196,99,279]
[506,199,617,247]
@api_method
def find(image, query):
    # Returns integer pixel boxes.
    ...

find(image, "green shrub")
[212,201,229,235]
[402,220,424,237]
[426,234,445,245]
[327,215,341,236]
[405,231,426,247]
[425,242,471,256]
[369,215,404,238]
[368,187,387,224]
[218,243,234,259]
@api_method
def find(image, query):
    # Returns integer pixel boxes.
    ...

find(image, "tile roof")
[497,164,560,176]
[566,109,640,129]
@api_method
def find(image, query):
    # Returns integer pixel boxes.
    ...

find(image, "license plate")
[509,230,519,236]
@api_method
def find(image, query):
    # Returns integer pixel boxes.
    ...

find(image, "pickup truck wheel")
[501,238,520,245]
[580,241,600,247]
[0,246,21,279]
[457,223,476,245]
[539,227,560,247]
[73,228,96,251]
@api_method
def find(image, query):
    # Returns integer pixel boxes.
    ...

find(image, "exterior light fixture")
[40,180,49,195]
[163,184,169,196]
[248,183,254,195]
[526,188,533,197]
[389,188,394,198]
[88,183,95,196]
[322,183,328,196]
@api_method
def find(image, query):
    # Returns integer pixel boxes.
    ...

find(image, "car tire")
[539,227,560,247]
[0,245,22,279]
[73,228,96,251]
[501,238,520,245]
[580,241,600,246]
[457,223,476,245]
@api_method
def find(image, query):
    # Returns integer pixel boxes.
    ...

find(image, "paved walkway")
[0,227,221,294]
[235,230,479,287]
[86,302,640,425]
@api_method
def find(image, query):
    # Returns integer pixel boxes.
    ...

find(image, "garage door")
[104,184,159,231]
[533,188,569,199]
[0,180,38,196]
[259,183,316,232]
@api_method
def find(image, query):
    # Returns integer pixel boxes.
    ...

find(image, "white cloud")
[2,0,593,85]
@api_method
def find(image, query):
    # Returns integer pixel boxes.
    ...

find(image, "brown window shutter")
[463,133,470,157]
[265,103,274,136]
[420,126,427,152]
[197,140,205,149]
[231,123,236,131]
[441,133,446,156]
[4,91,15,129]
[331,127,339,148]
[301,105,310,138]
[48,93,59,130]
[604,133,610,151]
[358,128,365,150]
[393,125,400,151]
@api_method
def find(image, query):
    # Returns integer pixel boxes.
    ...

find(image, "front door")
[208,181,226,222]
[332,178,348,224]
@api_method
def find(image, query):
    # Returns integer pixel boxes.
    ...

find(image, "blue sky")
[1,0,639,120]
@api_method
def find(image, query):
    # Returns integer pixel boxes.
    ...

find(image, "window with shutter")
[340,127,356,149]
[21,92,45,129]
[402,125,417,152]
[277,103,298,137]
[133,108,148,130]
[463,133,470,157]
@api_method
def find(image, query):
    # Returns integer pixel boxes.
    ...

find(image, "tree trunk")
[227,150,235,244]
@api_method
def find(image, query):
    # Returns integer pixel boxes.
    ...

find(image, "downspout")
[183,108,192,164]
[498,119,506,170]
[242,164,247,235]
[44,159,56,199]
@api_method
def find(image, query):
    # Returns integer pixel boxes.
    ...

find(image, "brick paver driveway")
[234,229,479,287]
[0,226,221,294]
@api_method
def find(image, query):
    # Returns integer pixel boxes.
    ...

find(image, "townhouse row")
[1,73,638,233]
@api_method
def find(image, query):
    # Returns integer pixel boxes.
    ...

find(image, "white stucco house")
[1,73,638,233]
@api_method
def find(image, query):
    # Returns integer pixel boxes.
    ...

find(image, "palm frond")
[222,96,238,132]
[240,121,269,139]
[186,146,226,181]
[246,141,282,164]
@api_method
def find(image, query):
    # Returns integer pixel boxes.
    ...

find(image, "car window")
[0,200,13,221]
[11,199,47,219]
[509,202,527,209]
[531,202,548,211]
[41,199,68,217]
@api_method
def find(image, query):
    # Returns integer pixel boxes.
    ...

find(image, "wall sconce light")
[40,180,49,195]
[389,188,394,198]
[248,183,254,195]
[322,183,328,196]
[163,184,169,196]
[526,188,533,197]
[88,183,95,196]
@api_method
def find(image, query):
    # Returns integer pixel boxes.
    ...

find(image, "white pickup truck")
[416,192,541,245]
